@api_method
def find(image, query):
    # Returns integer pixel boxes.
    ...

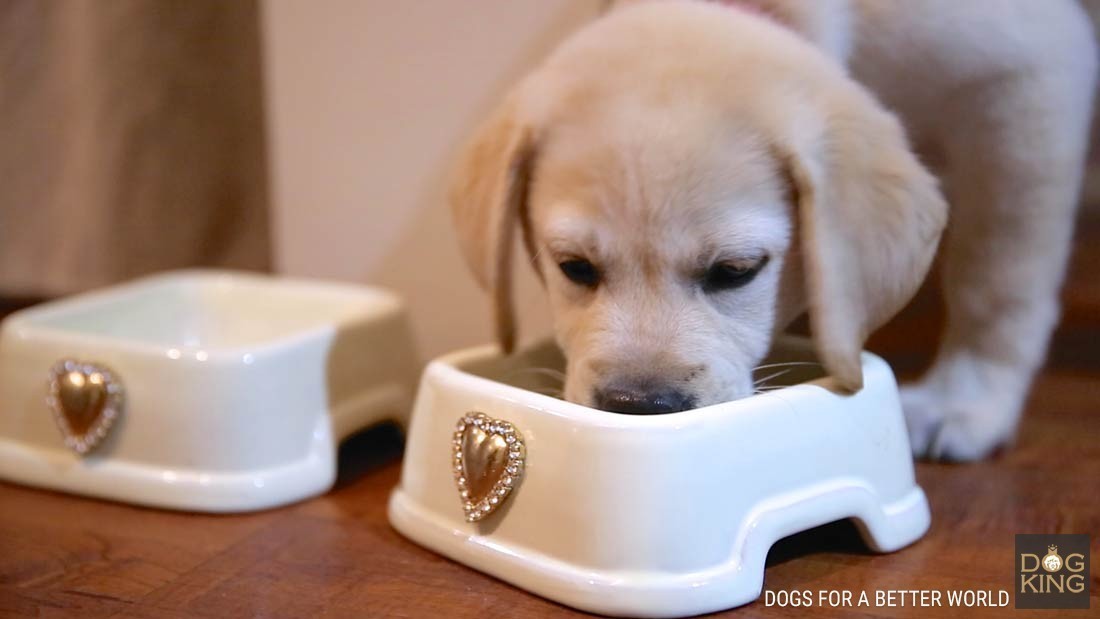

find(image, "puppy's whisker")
[752,361,823,371]
[753,368,793,386]
[753,385,789,394]
[529,244,548,268]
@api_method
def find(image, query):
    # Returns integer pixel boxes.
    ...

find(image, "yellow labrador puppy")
[451,0,1097,460]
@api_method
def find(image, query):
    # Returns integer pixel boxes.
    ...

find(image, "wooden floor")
[2,217,1099,617]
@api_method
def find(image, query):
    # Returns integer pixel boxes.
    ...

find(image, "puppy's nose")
[593,386,695,415]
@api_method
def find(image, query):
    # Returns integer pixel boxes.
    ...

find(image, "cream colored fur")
[451,0,1098,460]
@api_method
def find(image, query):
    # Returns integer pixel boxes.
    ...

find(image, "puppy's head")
[451,2,945,413]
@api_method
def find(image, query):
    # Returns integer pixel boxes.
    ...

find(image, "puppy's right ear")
[778,81,946,392]
[450,93,537,354]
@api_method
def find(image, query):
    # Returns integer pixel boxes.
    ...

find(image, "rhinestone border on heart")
[452,412,526,523]
[46,359,125,456]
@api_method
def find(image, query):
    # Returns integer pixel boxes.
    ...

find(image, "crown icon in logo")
[1042,544,1063,572]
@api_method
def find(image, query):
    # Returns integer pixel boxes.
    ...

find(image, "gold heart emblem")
[453,412,525,522]
[47,360,124,455]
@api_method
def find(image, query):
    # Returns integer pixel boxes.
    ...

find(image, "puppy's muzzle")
[593,384,695,415]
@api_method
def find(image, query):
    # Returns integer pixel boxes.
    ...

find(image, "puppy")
[451,0,1097,460]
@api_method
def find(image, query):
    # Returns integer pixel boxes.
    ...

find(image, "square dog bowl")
[0,270,418,512]
[389,337,930,617]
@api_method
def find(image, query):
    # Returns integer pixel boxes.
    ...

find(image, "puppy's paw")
[900,382,1019,462]
[900,383,943,457]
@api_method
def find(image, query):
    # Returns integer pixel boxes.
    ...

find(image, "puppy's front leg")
[903,76,1095,460]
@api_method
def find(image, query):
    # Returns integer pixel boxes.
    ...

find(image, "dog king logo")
[1015,534,1089,609]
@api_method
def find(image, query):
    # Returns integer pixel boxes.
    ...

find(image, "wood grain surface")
[2,225,1099,618]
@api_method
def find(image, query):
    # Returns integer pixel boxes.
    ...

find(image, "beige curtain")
[0,0,270,298]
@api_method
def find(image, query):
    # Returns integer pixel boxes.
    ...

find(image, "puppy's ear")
[449,93,537,353]
[781,87,947,391]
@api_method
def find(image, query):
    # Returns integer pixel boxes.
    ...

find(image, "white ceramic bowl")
[0,270,419,512]
[389,337,930,617]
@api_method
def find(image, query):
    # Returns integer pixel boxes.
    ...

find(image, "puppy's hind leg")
[903,72,1097,461]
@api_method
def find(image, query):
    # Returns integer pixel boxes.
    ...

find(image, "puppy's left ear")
[449,91,537,354]
[781,85,947,391]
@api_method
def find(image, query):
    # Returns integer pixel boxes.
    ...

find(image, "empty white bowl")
[389,337,930,617]
[0,270,419,512]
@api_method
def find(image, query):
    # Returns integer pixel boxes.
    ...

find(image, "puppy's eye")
[702,256,769,293]
[558,258,600,288]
